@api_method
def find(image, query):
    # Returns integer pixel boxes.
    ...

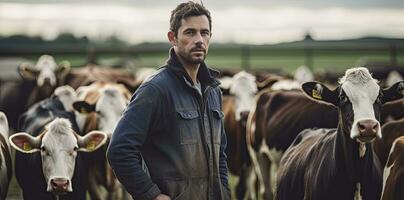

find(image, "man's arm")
[107,83,162,200]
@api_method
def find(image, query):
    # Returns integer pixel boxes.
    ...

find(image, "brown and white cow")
[72,81,132,200]
[0,112,12,200]
[374,118,404,167]
[10,118,106,197]
[381,135,404,200]
[245,89,338,199]
[0,55,71,130]
[276,67,403,200]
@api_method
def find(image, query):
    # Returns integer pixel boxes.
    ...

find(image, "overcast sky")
[1,0,404,44]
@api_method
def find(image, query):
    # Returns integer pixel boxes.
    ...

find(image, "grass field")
[21,48,403,77]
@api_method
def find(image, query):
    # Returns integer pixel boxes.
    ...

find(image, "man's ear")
[167,31,176,46]
[301,82,339,106]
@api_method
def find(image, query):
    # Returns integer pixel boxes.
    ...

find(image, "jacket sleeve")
[107,83,162,200]
[218,91,231,199]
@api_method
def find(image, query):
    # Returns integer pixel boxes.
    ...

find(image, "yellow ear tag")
[312,89,322,99]
[80,108,88,114]
[23,142,32,151]
[86,141,96,151]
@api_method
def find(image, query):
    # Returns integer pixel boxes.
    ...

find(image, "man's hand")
[154,194,171,200]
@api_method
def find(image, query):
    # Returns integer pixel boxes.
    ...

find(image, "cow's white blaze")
[35,55,58,87]
[229,71,257,121]
[96,86,129,135]
[41,118,78,192]
[339,68,381,139]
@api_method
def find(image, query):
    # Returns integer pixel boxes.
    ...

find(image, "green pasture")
[22,48,403,76]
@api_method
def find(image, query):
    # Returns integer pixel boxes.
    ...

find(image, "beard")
[177,47,207,65]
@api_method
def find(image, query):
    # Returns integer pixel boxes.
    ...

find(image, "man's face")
[169,15,211,65]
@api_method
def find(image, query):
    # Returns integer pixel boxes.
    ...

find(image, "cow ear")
[57,60,71,79]
[382,80,404,103]
[218,76,233,95]
[77,131,107,152]
[73,101,95,114]
[302,82,338,106]
[18,63,37,80]
[9,132,41,153]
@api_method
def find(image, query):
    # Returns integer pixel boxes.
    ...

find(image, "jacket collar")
[166,48,220,88]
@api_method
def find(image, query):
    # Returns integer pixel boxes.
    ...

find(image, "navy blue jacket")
[107,48,230,200]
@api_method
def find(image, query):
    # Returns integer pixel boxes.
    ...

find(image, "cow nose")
[51,178,69,192]
[43,77,51,84]
[357,119,378,136]
[240,111,250,120]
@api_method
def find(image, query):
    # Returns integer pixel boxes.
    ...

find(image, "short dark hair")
[170,1,212,37]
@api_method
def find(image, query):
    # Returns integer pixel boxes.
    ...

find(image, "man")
[107,2,231,200]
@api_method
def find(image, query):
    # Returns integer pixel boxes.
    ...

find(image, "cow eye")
[339,95,348,105]
[73,146,79,151]
[40,146,46,152]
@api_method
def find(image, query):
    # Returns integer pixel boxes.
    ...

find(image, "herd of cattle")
[0,54,403,200]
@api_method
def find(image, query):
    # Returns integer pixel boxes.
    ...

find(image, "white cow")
[18,55,70,87]
[220,71,258,121]
[9,118,107,194]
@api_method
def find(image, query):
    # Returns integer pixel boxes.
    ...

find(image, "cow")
[218,71,258,199]
[65,64,140,92]
[245,89,338,199]
[276,67,403,200]
[0,55,71,130]
[0,112,12,200]
[72,81,132,200]
[381,135,404,200]
[10,86,107,200]
[374,118,404,168]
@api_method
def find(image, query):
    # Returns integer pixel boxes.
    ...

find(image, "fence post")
[390,44,397,66]
[241,46,250,70]
[304,48,313,71]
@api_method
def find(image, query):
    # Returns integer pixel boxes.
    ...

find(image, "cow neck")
[334,116,376,185]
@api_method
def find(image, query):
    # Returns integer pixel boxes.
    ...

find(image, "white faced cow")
[9,118,106,196]
[220,71,258,121]
[19,55,70,88]
[276,67,404,200]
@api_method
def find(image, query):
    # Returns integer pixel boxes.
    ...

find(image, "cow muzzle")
[355,119,379,143]
[49,178,71,194]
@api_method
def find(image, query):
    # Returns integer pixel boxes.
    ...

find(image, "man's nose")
[194,33,203,44]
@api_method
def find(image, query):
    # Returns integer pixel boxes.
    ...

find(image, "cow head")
[220,71,258,121]
[18,55,71,87]
[9,118,107,194]
[302,67,404,143]
[72,82,131,136]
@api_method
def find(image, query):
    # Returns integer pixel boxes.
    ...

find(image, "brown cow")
[381,135,404,200]
[65,64,141,92]
[374,118,404,167]
[72,81,132,200]
[246,89,338,199]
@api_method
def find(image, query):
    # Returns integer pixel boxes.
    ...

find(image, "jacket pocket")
[211,109,224,144]
[177,110,200,144]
